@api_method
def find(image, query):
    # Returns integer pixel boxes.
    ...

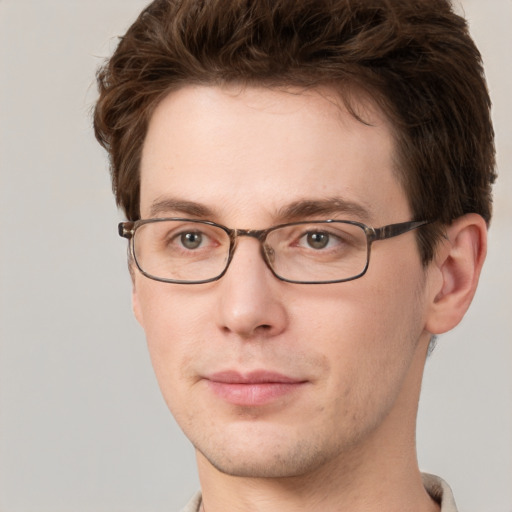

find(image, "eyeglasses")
[118,218,429,285]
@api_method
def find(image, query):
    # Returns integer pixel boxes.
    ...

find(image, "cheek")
[298,263,425,390]
[134,281,203,385]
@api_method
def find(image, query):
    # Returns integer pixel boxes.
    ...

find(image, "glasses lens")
[133,220,230,282]
[266,221,369,282]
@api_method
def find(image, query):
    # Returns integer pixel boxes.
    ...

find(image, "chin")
[196,437,340,479]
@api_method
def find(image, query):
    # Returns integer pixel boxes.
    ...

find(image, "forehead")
[139,85,409,225]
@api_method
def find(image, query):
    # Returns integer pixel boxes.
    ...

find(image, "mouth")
[204,370,308,406]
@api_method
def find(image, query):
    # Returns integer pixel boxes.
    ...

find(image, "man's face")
[134,85,434,479]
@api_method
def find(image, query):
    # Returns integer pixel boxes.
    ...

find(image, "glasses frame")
[119,218,430,285]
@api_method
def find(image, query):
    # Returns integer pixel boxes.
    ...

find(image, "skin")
[132,85,487,512]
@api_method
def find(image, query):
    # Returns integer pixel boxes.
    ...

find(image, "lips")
[204,370,307,406]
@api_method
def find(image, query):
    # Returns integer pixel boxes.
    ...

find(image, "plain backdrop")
[0,1,510,511]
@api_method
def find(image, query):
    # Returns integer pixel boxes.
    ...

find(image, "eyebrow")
[148,196,374,223]
[276,198,373,223]
[149,198,215,218]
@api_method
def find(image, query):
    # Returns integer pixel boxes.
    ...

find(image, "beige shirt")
[180,473,457,512]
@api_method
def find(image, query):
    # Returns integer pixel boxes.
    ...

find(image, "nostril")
[231,323,274,338]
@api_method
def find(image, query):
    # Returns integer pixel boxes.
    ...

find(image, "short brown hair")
[94,0,496,263]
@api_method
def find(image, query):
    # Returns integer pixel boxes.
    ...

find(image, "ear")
[425,214,487,335]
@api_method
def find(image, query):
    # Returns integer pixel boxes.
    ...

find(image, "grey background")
[0,1,510,511]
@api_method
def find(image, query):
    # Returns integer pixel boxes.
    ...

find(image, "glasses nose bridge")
[229,227,275,269]
[233,227,268,242]
[231,227,271,255]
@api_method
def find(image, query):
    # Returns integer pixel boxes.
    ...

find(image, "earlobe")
[425,214,487,335]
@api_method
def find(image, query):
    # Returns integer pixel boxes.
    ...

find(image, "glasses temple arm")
[373,220,430,241]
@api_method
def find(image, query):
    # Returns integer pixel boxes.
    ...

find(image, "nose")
[215,238,288,339]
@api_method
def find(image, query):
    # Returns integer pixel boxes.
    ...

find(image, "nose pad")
[263,244,275,265]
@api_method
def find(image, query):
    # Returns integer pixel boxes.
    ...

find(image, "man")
[94,1,496,511]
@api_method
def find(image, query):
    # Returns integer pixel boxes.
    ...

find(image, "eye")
[297,230,343,250]
[304,231,331,250]
[179,231,204,250]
